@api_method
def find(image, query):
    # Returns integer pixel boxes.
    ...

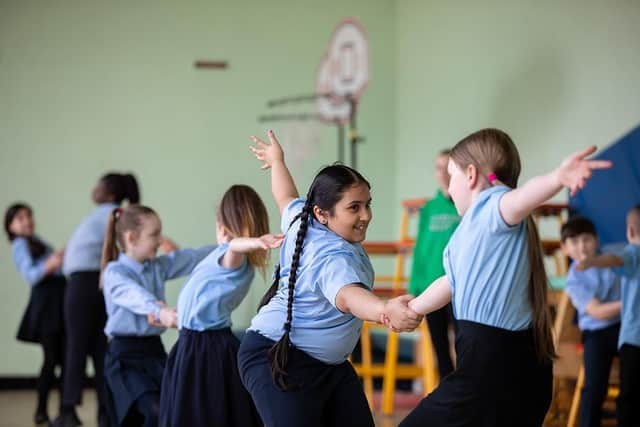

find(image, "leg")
[426,304,454,378]
[617,344,640,427]
[35,335,61,422]
[133,391,161,427]
[324,362,374,427]
[579,328,617,427]
[89,289,109,425]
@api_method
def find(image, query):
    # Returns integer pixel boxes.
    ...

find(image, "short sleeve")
[316,250,371,309]
[486,187,519,233]
[564,268,597,313]
[621,245,640,277]
[281,198,305,233]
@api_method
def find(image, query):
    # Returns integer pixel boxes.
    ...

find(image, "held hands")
[147,301,177,328]
[380,295,424,332]
[556,146,612,196]
[44,250,64,273]
[249,130,285,170]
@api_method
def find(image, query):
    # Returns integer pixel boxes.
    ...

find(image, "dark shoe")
[34,410,49,424]
[51,412,81,427]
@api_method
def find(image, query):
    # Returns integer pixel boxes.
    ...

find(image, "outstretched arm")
[585,298,621,320]
[576,254,624,271]
[500,146,612,225]
[250,130,299,214]
[407,275,452,316]
[221,234,284,270]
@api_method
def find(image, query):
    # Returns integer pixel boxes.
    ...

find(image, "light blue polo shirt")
[618,243,640,348]
[565,263,621,331]
[444,185,532,330]
[177,243,255,331]
[249,198,374,364]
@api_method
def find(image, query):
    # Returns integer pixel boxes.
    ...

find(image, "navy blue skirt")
[104,335,167,426]
[400,320,553,427]
[159,328,261,427]
[16,274,66,343]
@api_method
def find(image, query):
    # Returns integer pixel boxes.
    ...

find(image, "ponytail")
[526,216,556,362]
[100,208,121,287]
[268,197,313,390]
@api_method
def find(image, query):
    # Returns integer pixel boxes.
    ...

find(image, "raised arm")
[250,130,299,214]
[220,234,284,270]
[500,146,612,225]
[576,254,624,271]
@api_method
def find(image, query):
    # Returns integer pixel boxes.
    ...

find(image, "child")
[408,148,459,379]
[577,205,640,427]
[5,203,66,425]
[397,129,611,427]
[55,172,140,427]
[100,204,214,427]
[561,216,621,427]
[159,185,283,427]
[238,130,423,427]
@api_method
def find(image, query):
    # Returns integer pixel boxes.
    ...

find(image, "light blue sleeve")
[487,187,518,233]
[12,238,47,286]
[157,246,216,281]
[103,267,162,318]
[620,245,640,277]
[281,198,305,233]
[316,250,370,309]
[564,268,596,314]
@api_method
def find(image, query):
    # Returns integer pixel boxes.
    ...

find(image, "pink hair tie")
[487,173,498,184]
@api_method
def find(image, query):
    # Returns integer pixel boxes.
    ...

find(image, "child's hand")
[255,233,285,250]
[556,146,612,196]
[159,307,178,328]
[575,258,592,271]
[383,295,424,332]
[249,130,285,170]
[44,251,64,273]
[160,236,178,253]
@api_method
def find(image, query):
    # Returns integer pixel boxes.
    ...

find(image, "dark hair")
[101,173,140,204]
[259,164,370,390]
[100,205,157,284]
[439,148,451,156]
[451,128,556,363]
[218,185,270,275]
[4,203,47,258]
[560,216,597,242]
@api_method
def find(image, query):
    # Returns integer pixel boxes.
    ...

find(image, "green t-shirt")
[408,190,460,296]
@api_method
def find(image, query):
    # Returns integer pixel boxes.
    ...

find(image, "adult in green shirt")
[408,149,459,378]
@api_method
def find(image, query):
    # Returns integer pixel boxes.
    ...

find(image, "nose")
[360,207,372,223]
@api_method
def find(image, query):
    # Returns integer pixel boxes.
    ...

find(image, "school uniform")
[615,243,640,427]
[401,186,553,427]
[12,236,66,415]
[159,243,261,427]
[237,198,376,427]
[102,246,213,427]
[61,202,118,416]
[565,263,621,427]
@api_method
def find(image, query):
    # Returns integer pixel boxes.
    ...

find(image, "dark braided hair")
[4,203,47,259]
[258,164,370,390]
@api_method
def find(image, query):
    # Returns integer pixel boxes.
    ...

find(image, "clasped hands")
[380,295,423,332]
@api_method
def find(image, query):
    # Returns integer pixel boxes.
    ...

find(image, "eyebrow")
[346,197,372,205]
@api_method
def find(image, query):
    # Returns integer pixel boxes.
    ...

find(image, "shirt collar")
[117,253,146,274]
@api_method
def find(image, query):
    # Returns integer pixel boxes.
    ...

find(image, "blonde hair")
[218,185,270,276]
[450,128,556,362]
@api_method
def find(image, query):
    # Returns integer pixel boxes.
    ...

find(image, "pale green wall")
[2,0,640,376]
[394,0,640,209]
[0,1,396,375]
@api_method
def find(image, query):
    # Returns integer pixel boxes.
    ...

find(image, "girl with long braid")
[238,130,423,427]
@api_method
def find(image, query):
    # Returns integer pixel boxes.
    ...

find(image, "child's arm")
[221,234,284,269]
[407,275,452,316]
[335,285,423,332]
[12,238,63,285]
[584,298,621,320]
[103,269,168,322]
[576,254,624,271]
[500,146,612,226]
[160,245,217,281]
[250,130,299,214]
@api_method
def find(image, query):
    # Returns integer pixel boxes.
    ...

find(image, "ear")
[629,224,637,239]
[560,242,569,256]
[312,205,329,225]
[466,164,479,189]
[124,229,138,248]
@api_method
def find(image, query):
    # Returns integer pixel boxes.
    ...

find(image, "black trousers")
[618,343,640,427]
[400,320,552,427]
[61,271,108,415]
[579,323,619,427]
[426,303,455,378]
[37,333,65,412]
[238,331,374,427]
